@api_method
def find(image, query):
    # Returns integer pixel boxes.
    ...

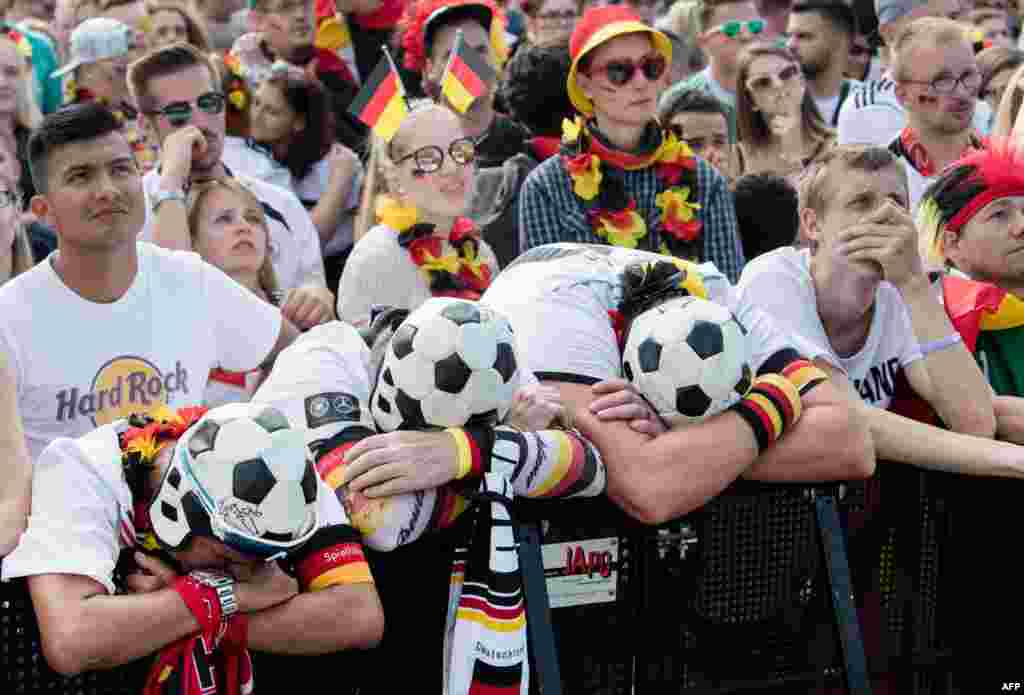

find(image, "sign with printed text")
[542,537,618,609]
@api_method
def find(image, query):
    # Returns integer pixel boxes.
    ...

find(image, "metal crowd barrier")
[516,468,961,695]
[1,467,966,694]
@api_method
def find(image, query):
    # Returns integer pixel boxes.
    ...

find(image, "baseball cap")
[51,17,134,79]
[875,0,930,26]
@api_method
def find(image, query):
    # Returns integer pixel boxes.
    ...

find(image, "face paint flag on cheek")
[440,29,495,114]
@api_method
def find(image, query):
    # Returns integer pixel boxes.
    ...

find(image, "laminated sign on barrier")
[542,537,619,608]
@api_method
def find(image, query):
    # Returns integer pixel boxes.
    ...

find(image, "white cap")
[51,17,133,78]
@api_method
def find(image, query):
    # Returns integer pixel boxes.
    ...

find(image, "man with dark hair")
[658,87,733,178]
[2,403,383,686]
[500,39,573,144]
[732,172,798,258]
[128,42,335,329]
[0,102,297,459]
[737,145,1021,474]
[786,0,862,125]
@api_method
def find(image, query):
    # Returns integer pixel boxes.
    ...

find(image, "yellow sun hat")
[567,5,673,116]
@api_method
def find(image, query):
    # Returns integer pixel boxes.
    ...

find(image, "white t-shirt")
[837,73,992,146]
[221,136,292,190]
[141,167,327,292]
[0,243,282,460]
[482,244,813,384]
[899,156,934,214]
[736,247,923,410]
[1,421,347,593]
[337,223,499,327]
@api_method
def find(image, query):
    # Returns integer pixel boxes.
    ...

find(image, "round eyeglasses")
[392,138,476,176]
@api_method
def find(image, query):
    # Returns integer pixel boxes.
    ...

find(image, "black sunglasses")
[587,54,667,87]
[147,91,226,127]
[393,138,476,176]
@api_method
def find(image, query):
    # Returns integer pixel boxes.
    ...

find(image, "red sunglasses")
[586,54,667,87]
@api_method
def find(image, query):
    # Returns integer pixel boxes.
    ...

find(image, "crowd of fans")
[2,0,1024,690]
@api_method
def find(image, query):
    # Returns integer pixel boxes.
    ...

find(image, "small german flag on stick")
[348,48,408,141]
[441,29,495,114]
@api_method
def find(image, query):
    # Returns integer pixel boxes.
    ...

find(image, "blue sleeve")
[520,160,569,250]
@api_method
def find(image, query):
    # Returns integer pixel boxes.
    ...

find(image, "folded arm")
[0,353,29,555]
[901,277,996,437]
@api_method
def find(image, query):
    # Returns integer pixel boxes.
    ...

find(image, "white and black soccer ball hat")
[149,403,320,559]
[371,298,522,431]
[622,295,753,425]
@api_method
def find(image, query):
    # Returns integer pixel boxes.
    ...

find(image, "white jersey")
[0,243,281,460]
[142,167,327,292]
[736,247,923,410]
[837,74,992,146]
[482,243,813,385]
[254,321,376,443]
[2,421,348,593]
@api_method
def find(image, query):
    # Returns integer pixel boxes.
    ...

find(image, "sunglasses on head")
[746,63,802,93]
[148,91,227,127]
[393,137,476,177]
[587,54,667,87]
[709,18,765,39]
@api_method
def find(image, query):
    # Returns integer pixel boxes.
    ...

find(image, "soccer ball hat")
[149,403,320,560]
[567,5,673,115]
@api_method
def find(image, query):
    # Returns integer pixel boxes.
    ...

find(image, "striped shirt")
[518,153,745,283]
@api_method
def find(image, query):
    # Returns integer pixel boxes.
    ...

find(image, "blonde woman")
[187,177,280,404]
[339,101,498,326]
[0,29,41,204]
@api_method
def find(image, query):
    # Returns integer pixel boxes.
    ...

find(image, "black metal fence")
[0,463,972,694]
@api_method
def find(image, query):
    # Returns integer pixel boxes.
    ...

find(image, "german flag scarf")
[443,473,528,695]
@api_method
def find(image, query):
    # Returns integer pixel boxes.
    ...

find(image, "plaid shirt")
[519,154,746,283]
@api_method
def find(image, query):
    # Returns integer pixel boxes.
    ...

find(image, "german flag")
[441,29,496,114]
[349,49,408,141]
